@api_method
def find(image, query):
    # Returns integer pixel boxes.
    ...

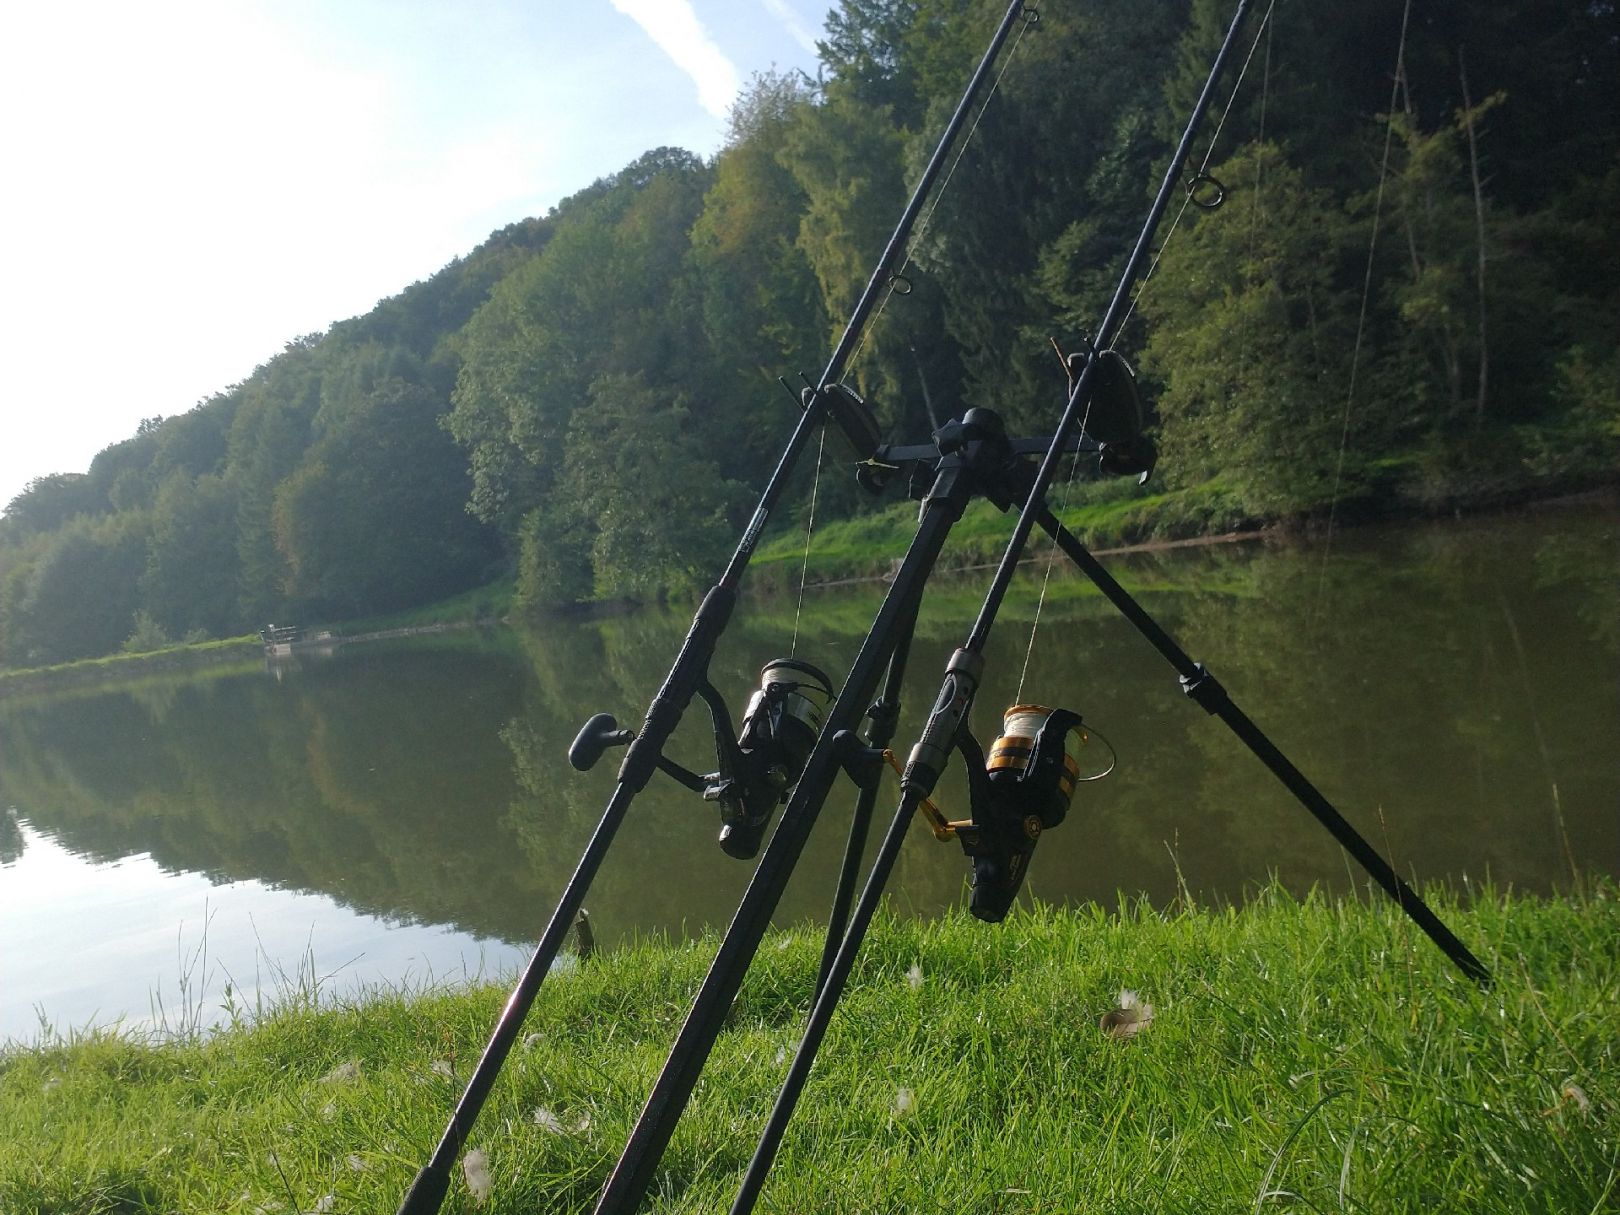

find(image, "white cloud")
[0,0,823,510]
[761,0,820,57]
[608,0,742,119]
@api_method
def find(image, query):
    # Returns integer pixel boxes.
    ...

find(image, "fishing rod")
[588,1,1490,1210]
[586,5,1249,1212]
[395,6,1034,1212]
[896,0,1490,990]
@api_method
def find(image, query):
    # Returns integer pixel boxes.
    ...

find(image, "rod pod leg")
[1032,507,1490,985]
[816,620,919,998]
[731,783,926,1214]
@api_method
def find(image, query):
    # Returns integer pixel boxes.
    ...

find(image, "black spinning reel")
[904,702,1104,922]
[957,704,1092,921]
[570,659,835,860]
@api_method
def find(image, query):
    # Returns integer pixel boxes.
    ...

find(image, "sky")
[0,0,829,514]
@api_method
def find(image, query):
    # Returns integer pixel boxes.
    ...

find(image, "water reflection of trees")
[0,640,547,941]
[0,809,23,864]
[1,509,1613,954]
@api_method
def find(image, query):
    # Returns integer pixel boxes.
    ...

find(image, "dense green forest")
[2,0,1615,669]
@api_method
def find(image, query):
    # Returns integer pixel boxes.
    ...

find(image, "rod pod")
[395,7,1034,1212]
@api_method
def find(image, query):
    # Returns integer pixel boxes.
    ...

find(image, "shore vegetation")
[3,884,1614,1213]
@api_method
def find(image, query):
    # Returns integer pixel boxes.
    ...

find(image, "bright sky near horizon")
[0,0,828,515]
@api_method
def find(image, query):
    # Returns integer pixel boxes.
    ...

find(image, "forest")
[1,0,1615,669]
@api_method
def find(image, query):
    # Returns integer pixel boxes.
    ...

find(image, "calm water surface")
[2,503,1615,1042]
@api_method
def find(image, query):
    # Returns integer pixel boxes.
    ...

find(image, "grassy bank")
[3,885,1614,1213]
[0,582,516,695]
[0,635,264,700]
[751,475,1219,592]
[749,476,1620,593]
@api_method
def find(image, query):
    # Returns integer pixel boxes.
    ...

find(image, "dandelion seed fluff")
[533,1107,564,1134]
[1100,988,1155,1039]
[906,963,924,991]
[463,1148,494,1204]
[319,1060,360,1084]
[893,1086,916,1117]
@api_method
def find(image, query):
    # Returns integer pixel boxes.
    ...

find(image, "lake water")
[2,501,1615,1042]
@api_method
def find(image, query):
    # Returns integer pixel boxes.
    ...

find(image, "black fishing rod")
[594,1,1491,1209]
[587,7,1257,1212]
[897,0,1489,986]
[394,6,1033,1213]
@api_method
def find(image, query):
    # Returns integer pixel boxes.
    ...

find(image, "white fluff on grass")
[318,1060,360,1084]
[532,1106,564,1134]
[1099,989,1154,1039]
[463,1148,493,1205]
[906,963,924,991]
[893,1086,917,1117]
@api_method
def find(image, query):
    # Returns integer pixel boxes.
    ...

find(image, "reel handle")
[569,714,633,771]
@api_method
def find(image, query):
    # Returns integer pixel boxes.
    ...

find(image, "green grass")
[333,578,516,637]
[3,884,1615,1213]
[0,635,263,699]
[751,476,1264,593]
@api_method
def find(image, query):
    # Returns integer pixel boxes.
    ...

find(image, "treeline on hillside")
[2,0,1615,668]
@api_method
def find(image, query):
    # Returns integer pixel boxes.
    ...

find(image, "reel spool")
[717,659,834,859]
[986,703,1083,826]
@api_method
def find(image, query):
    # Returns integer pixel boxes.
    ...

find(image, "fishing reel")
[960,704,1091,921]
[905,703,1100,922]
[569,658,834,860]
